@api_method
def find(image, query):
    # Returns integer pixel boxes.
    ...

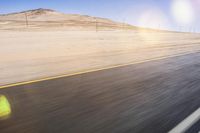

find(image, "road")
[0,52,200,133]
[186,119,200,133]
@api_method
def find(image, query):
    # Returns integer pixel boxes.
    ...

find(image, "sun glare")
[136,8,168,43]
[171,0,195,25]
[138,8,168,29]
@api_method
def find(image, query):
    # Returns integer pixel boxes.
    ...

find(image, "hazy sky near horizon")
[1,0,200,32]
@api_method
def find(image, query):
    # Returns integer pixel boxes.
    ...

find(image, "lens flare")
[0,95,11,119]
[171,0,195,24]
[138,9,168,30]
[137,8,168,43]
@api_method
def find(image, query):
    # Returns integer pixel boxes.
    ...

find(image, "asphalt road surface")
[0,52,200,133]
[186,119,200,133]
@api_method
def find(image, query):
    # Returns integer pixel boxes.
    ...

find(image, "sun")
[171,0,195,25]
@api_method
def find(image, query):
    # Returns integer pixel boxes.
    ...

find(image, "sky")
[0,0,200,32]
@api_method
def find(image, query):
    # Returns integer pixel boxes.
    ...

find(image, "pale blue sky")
[0,0,199,32]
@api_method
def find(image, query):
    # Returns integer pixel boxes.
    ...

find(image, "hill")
[0,8,134,30]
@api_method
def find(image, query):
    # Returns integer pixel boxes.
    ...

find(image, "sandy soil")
[0,9,200,85]
[1,29,200,86]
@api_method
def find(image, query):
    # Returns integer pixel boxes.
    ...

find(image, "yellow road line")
[0,51,199,90]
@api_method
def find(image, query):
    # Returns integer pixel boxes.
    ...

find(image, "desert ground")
[0,8,200,86]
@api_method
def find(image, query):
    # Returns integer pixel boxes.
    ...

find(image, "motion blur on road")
[1,0,200,133]
[0,52,200,133]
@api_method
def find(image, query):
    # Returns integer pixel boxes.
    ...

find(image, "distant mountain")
[1,8,133,29]
[0,8,165,31]
[0,8,108,22]
[1,8,55,16]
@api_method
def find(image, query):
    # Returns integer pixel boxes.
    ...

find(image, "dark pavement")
[0,52,200,133]
[186,119,200,133]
